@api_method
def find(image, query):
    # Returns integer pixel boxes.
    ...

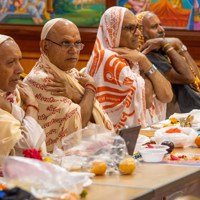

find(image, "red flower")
[23,148,43,161]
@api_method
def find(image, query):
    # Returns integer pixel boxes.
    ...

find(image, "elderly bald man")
[136,11,200,115]
[0,34,45,156]
[24,18,114,152]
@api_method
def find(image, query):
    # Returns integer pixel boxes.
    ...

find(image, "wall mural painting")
[117,0,200,30]
[0,0,106,26]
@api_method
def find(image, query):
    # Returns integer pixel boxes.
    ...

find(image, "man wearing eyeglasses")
[136,11,200,115]
[24,18,114,153]
[86,6,173,130]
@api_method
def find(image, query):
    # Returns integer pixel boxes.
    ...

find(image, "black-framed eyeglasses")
[45,38,84,51]
[122,24,142,34]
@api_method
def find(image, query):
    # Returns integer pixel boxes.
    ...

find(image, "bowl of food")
[139,149,167,162]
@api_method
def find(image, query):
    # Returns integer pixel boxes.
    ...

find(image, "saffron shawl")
[136,11,167,124]
[86,6,147,129]
[24,53,114,152]
[0,89,22,156]
[0,89,45,156]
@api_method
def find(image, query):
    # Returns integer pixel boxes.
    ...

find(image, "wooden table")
[85,185,154,200]
[93,164,200,199]
[140,128,155,138]
[85,126,200,199]
[2,134,200,200]
[89,126,200,200]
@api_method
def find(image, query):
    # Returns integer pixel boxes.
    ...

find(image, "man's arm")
[139,55,173,103]
[141,38,195,84]
[163,45,195,84]
[111,48,173,104]
[44,67,83,104]
[79,89,95,127]
[167,37,200,79]
[17,81,39,121]
[44,68,96,127]
[181,50,200,79]
[11,104,45,154]
[76,74,96,127]
[140,73,154,108]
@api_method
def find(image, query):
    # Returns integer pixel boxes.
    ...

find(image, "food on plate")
[119,157,136,175]
[163,123,174,127]
[186,115,194,123]
[90,161,107,175]
[168,152,200,161]
[170,154,180,160]
[43,157,53,163]
[80,190,88,198]
[169,117,179,124]
[194,136,200,148]
[180,115,194,127]
[161,141,175,153]
[165,127,181,133]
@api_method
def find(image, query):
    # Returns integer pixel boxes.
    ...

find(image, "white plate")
[150,119,172,129]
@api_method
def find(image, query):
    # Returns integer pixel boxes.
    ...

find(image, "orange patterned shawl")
[24,53,114,152]
[86,6,147,130]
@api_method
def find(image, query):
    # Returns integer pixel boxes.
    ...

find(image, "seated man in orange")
[24,18,114,152]
[86,6,173,130]
[136,11,200,114]
[0,34,45,156]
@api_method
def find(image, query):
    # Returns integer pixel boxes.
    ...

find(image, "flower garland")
[23,148,43,161]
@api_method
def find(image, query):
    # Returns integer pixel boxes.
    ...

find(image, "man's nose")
[16,61,24,74]
[67,45,78,53]
[158,25,164,33]
[134,28,141,36]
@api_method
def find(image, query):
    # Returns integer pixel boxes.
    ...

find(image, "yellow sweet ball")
[90,161,107,176]
[119,157,136,175]
[43,157,53,163]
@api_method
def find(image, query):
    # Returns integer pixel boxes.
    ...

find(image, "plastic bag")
[2,156,91,199]
[154,126,198,148]
[61,124,129,173]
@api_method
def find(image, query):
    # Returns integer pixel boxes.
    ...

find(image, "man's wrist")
[144,64,158,76]
[26,104,39,112]
[85,83,96,93]
[177,44,187,54]
[162,43,171,52]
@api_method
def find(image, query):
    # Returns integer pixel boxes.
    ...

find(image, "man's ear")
[40,40,48,54]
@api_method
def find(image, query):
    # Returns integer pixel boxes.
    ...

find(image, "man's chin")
[60,64,77,71]
[129,43,139,50]
[157,34,165,38]
[8,84,17,92]
[7,88,16,93]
